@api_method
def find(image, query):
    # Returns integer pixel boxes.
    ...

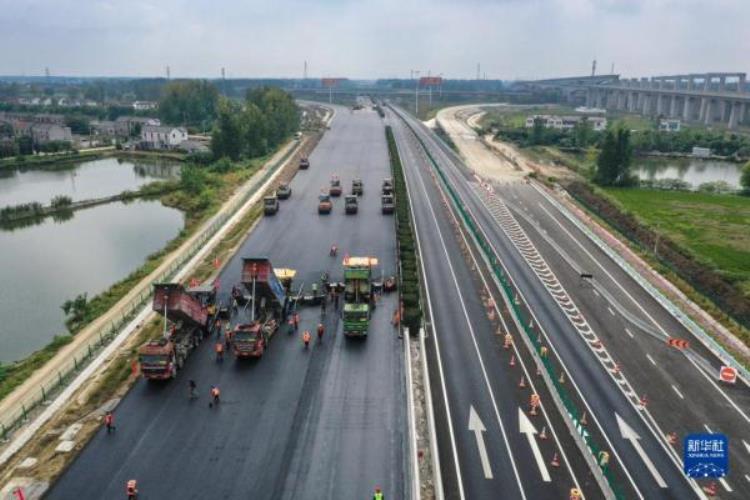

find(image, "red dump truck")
[138,283,214,380]
[232,258,288,359]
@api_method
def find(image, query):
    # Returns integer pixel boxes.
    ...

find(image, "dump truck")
[299,157,310,169]
[343,256,378,337]
[233,257,287,358]
[276,183,292,199]
[352,179,363,195]
[318,193,332,214]
[344,195,358,214]
[264,196,279,215]
[381,194,394,214]
[382,178,394,195]
[330,176,342,197]
[139,283,214,380]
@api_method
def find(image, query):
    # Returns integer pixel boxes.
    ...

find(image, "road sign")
[719,365,737,384]
[684,433,729,478]
[321,78,343,88]
[666,337,689,349]
[419,76,443,86]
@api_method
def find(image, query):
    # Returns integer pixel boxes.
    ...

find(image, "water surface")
[635,158,743,189]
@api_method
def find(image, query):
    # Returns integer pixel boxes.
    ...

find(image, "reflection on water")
[635,158,743,189]
[0,157,181,207]
[0,200,184,363]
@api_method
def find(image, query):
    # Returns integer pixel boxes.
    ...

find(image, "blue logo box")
[684,433,728,478]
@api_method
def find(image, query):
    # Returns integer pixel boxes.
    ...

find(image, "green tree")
[594,128,634,186]
[159,80,219,128]
[180,164,208,195]
[530,117,545,145]
[65,115,91,135]
[573,120,594,147]
[246,86,299,146]
[741,161,750,194]
[211,98,243,161]
[239,102,268,157]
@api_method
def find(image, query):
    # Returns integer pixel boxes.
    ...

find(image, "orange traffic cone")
[539,426,548,440]
[509,354,516,367]
[559,372,566,384]
[640,394,648,407]
[612,362,620,374]
[519,376,527,388]
[550,452,561,467]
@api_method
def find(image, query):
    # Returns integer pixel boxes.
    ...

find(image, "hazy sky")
[1,0,747,80]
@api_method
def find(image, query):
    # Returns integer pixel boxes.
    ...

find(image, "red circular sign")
[719,366,737,384]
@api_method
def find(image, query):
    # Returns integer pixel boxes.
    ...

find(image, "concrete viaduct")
[585,72,749,129]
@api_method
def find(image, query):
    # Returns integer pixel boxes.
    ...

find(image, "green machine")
[342,257,378,337]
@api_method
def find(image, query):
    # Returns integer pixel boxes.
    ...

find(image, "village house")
[141,125,188,150]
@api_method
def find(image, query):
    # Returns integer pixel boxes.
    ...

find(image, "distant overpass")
[521,72,750,129]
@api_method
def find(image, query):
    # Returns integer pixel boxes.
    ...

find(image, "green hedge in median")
[385,125,423,336]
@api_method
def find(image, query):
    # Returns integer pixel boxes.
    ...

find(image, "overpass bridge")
[523,72,750,129]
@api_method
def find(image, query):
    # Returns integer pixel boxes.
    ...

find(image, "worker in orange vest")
[293,312,300,331]
[317,323,325,342]
[126,479,138,499]
[303,330,311,349]
[209,386,220,407]
[215,342,224,362]
[104,411,115,434]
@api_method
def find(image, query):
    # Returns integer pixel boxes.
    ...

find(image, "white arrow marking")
[469,406,493,479]
[616,413,668,488]
[743,440,750,455]
[518,408,551,482]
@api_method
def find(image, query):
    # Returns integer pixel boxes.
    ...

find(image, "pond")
[634,157,744,190]
[0,156,181,207]
[0,157,184,363]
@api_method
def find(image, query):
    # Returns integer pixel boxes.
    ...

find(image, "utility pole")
[476,63,480,80]
[166,65,171,80]
[610,63,615,75]
[591,59,597,77]
[413,70,421,115]
[221,67,226,95]
[303,60,308,81]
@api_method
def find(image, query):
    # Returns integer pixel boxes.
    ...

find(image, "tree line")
[211,87,299,161]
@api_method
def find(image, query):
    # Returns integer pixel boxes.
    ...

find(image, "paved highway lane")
[389,112,593,500]
[499,181,750,498]
[48,105,407,500]
[390,105,702,499]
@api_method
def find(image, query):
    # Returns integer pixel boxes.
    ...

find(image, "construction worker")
[104,411,115,434]
[209,386,220,407]
[225,327,233,348]
[333,290,339,309]
[215,342,224,362]
[330,244,338,257]
[126,479,138,499]
[188,379,197,399]
[317,323,325,342]
[303,330,311,349]
[373,486,384,500]
[293,312,300,331]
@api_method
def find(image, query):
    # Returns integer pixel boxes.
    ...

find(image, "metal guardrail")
[535,184,750,384]
[392,107,626,499]
[0,141,301,444]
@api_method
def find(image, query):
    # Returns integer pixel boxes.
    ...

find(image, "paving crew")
[373,486,384,500]
[317,323,325,342]
[104,411,116,434]
[126,479,138,499]
[303,330,311,349]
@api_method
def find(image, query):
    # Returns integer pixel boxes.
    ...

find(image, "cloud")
[0,0,746,79]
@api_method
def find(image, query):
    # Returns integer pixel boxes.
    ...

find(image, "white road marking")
[518,408,551,482]
[646,354,657,366]
[704,424,713,433]
[616,413,668,488]
[671,385,684,400]
[534,196,750,425]
[743,440,750,454]
[744,474,750,483]
[625,328,635,339]
[593,289,601,297]
[607,306,616,316]
[469,406,493,479]
[411,145,527,499]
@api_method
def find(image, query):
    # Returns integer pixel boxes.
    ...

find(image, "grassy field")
[604,188,750,293]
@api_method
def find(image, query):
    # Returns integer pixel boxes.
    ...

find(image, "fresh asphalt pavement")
[388,110,598,500]
[391,104,703,499]
[500,181,750,498]
[48,105,406,500]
